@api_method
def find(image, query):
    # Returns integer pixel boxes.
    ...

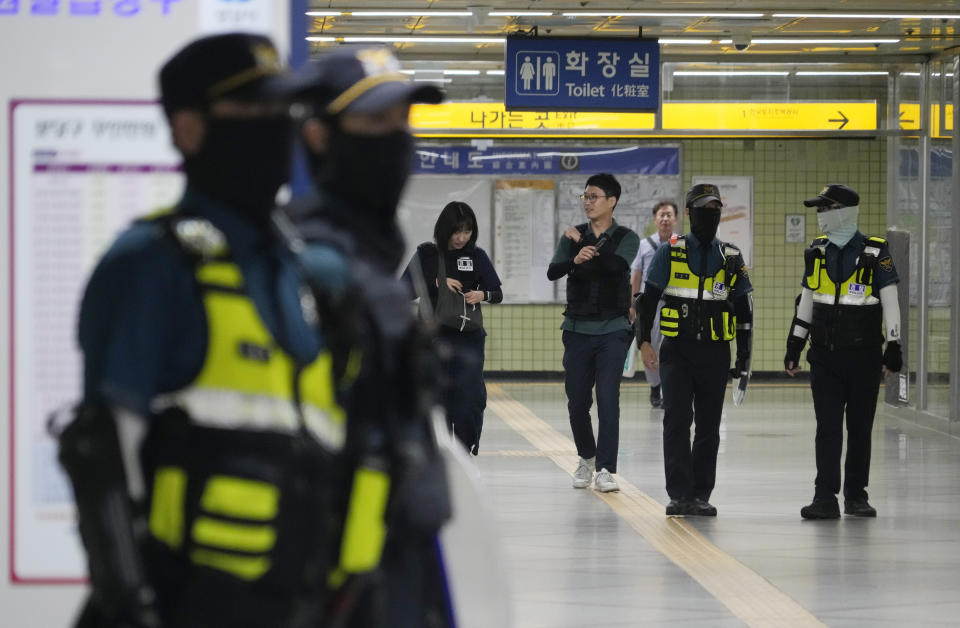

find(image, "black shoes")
[665,499,686,516]
[665,498,717,517]
[690,498,717,516]
[650,384,662,408]
[844,498,877,517]
[801,497,841,519]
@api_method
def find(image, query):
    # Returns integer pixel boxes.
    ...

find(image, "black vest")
[565,224,632,321]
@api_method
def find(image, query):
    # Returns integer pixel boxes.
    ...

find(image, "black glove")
[883,340,903,372]
[784,335,806,370]
[729,355,749,379]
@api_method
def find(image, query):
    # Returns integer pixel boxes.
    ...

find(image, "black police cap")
[803,184,859,208]
[159,32,296,116]
[291,46,443,115]
[686,183,723,209]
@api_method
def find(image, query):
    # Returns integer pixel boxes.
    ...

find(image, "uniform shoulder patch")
[173,218,228,259]
[878,256,895,272]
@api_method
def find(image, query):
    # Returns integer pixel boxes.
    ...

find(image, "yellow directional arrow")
[410,101,880,136]
[662,102,876,131]
[897,103,954,139]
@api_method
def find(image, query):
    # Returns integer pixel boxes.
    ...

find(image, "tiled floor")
[462,380,960,627]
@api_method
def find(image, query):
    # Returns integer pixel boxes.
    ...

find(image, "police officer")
[548,173,640,493]
[283,47,456,626]
[55,34,360,628]
[636,183,753,516]
[785,184,902,519]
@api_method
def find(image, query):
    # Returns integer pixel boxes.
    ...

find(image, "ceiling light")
[747,38,900,44]
[658,39,717,45]
[414,78,453,84]
[795,71,889,76]
[305,11,341,17]
[486,70,505,75]
[488,11,554,17]
[341,36,505,44]
[774,13,960,20]
[563,11,765,18]
[443,70,482,75]
[305,36,336,42]
[349,10,474,17]
[673,71,790,76]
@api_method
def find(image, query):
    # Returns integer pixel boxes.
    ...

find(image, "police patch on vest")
[712,282,728,298]
[675,272,690,280]
[457,257,474,272]
[878,256,894,272]
[238,341,271,363]
[847,283,866,297]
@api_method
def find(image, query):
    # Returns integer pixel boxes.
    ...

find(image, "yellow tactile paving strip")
[486,383,825,628]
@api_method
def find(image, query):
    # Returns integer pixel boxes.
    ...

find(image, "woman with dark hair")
[402,201,503,455]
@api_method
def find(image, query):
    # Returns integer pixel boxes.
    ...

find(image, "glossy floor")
[466,381,960,627]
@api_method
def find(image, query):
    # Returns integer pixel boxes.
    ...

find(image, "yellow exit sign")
[897,104,955,139]
[410,101,879,137]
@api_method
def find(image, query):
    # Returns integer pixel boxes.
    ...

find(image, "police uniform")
[58,34,390,628]
[285,46,457,627]
[785,184,902,519]
[637,184,753,516]
[548,219,640,482]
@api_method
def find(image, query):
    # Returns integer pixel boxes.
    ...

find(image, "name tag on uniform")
[238,341,271,363]
[674,272,690,280]
[457,257,474,272]
[712,282,728,298]
[848,283,866,297]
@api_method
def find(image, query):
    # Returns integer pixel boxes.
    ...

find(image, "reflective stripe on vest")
[659,238,738,340]
[153,260,346,451]
[807,236,881,307]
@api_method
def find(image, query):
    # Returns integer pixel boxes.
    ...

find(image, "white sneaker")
[572,457,595,488]
[594,468,619,493]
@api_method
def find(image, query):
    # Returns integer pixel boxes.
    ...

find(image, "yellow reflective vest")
[659,236,740,342]
[146,219,387,589]
[804,235,885,350]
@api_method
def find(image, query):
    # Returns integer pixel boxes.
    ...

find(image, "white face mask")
[817,205,859,247]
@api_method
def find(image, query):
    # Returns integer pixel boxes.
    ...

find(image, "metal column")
[951,54,960,425]
[917,61,931,411]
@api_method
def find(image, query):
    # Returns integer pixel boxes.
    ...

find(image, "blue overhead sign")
[413,146,678,176]
[505,37,660,112]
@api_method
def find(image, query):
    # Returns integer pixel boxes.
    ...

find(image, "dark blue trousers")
[562,329,632,473]
[660,337,730,501]
[808,346,882,500]
[439,328,487,455]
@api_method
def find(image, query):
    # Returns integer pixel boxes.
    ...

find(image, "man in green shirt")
[548,173,640,492]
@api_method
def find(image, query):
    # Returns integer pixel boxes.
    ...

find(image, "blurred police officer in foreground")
[54,33,358,628]
[785,184,902,519]
[636,184,753,517]
[548,173,640,494]
[283,47,456,627]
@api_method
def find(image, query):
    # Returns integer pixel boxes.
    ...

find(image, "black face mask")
[312,127,415,226]
[689,207,721,245]
[183,116,292,224]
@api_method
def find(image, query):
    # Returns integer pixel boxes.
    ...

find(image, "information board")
[9,100,184,581]
[493,180,556,303]
[505,38,660,112]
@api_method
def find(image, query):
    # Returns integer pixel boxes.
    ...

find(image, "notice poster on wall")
[692,175,754,266]
[494,180,556,303]
[9,100,184,581]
